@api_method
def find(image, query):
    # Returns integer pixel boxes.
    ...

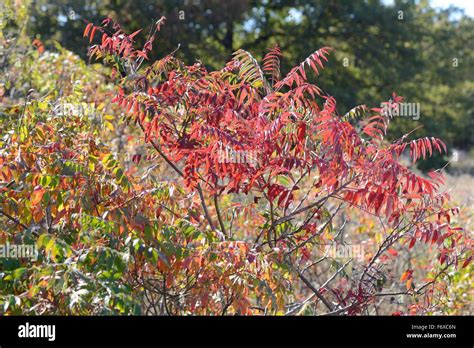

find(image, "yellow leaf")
[104,121,115,131]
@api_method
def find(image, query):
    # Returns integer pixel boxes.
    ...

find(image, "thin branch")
[196,185,215,231]
[320,258,353,290]
[287,258,351,315]
[291,266,334,312]
[0,209,28,230]
[214,194,227,238]
[286,204,342,255]
[272,175,359,228]
[137,122,216,230]
[319,303,355,316]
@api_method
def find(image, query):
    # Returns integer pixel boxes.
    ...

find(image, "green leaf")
[12,267,27,279]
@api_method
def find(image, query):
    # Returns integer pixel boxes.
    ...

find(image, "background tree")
[23,0,474,171]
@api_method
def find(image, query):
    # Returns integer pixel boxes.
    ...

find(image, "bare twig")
[0,209,28,230]
[291,266,334,312]
[287,258,352,315]
[214,194,227,238]
[137,122,216,230]
[272,175,358,228]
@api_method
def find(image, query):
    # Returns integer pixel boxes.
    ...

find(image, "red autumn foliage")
[82,18,472,315]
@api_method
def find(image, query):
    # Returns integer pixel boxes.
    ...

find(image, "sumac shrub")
[80,17,471,315]
[0,16,471,316]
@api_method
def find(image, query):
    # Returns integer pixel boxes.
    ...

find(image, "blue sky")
[384,0,474,17]
[430,0,474,16]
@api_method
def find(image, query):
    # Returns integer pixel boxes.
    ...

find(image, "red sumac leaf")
[90,26,97,43]
[462,256,472,269]
[387,248,398,257]
[83,23,93,37]
[400,269,413,281]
